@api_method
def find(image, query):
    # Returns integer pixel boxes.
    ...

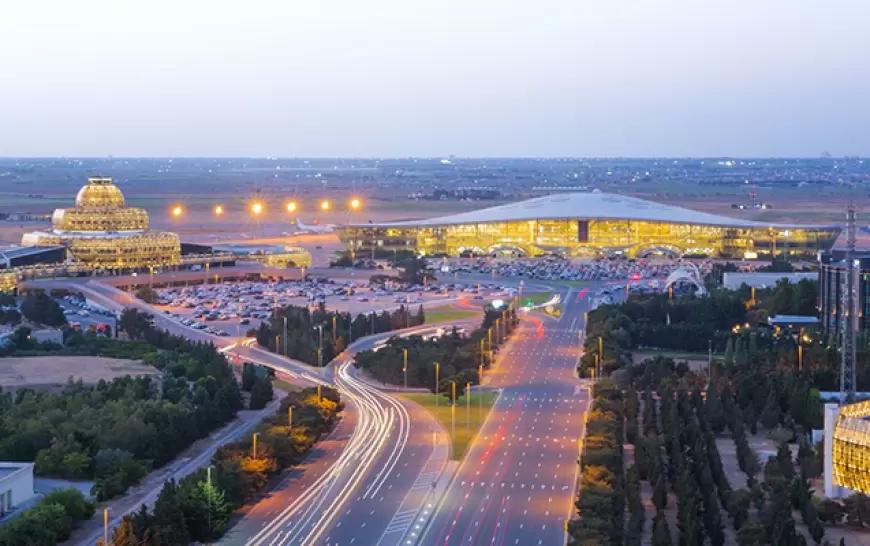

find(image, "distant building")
[338,193,840,259]
[0,463,35,517]
[20,177,180,270]
[721,272,817,290]
[818,253,870,335]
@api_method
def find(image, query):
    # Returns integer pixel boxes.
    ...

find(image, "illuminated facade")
[0,272,15,293]
[826,401,870,496]
[337,193,840,259]
[20,177,181,269]
[211,244,312,268]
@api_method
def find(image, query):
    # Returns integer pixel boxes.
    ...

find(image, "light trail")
[244,356,413,546]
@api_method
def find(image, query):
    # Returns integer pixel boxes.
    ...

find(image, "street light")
[320,200,331,211]
[315,324,324,367]
[252,432,260,459]
[286,201,298,213]
[350,198,361,210]
[214,204,224,216]
[403,348,408,389]
[171,205,183,217]
[434,362,440,409]
[251,202,264,215]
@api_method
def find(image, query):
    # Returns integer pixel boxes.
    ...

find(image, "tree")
[134,285,158,304]
[179,477,231,542]
[652,512,673,546]
[118,308,153,340]
[20,292,66,326]
[759,388,783,430]
[249,377,274,410]
[737,519,767,546]
[817,498,845,525]
[705,383,727,434]
[242,362,257,391]
[728,488,752,530]
[652,474,668,511]
[151,479,189,545]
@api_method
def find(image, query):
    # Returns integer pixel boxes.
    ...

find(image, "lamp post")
[434,362,440,409]
[103,508,110,546]
[206,465,214,532]
[288,406,293,427]
[252,432,260,459]
[283,316,288,356]
[315,324,324,367]
[403,348,408,389]
[332,315,337,343]
[466,381,471,431]
[480,338,485,370]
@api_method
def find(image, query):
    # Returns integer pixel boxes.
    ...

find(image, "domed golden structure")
[21,177,181,269]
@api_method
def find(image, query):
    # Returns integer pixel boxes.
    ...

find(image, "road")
[420,284,594,546]
[30,278,451,546]
[224,335,447,546]
[34,274,594,546]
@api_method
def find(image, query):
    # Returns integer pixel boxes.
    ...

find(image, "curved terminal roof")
[350,193,839,229]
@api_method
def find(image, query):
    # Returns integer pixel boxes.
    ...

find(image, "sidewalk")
[64,395,283,546]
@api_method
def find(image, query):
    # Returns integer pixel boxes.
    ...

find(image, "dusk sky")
[3,1,869,157]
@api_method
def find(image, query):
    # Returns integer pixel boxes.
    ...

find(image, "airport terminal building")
[336,193,840,259]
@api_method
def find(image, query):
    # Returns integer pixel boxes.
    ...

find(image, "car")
[240,318,250,325]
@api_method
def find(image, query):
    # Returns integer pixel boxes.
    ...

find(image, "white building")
[0,462,35,516]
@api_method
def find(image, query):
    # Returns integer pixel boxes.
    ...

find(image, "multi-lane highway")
[421,284,592,546]
[29,278,453,546]
[30,275,595,546]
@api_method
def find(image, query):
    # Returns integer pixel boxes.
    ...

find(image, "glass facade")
[337,218,840,259]
[818,258,870,335]
[21,178,181,269]
[833,401,870,494]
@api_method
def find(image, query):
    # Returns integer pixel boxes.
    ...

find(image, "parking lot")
[152,278,511,338]
[443,256,716,282]
[58,295,117,335]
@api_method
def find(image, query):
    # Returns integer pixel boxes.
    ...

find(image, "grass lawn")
[425,307,480,324]
[522,291,555,306]
[553,280,590,287]
[402,391,498,460]
[272,377,302,392]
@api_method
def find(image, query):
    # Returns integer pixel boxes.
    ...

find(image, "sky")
[2,0,870,158]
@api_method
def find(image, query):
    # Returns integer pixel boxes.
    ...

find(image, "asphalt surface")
[420,284,594,546]
[29,273,596,546]
[28,277,451,546]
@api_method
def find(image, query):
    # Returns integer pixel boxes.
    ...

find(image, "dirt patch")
[0,356,159,391]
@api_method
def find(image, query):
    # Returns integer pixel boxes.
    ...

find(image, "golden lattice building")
[20,177,181,269]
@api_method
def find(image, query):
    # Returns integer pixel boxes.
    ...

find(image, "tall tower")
[841,207,858,403]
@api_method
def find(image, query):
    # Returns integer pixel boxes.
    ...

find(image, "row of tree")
[255,303,426,366]
[353,307,518,392]
[568,379,625,545]
[111,386,343,544]
[579,279,819,378]
[0,309,244,503]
